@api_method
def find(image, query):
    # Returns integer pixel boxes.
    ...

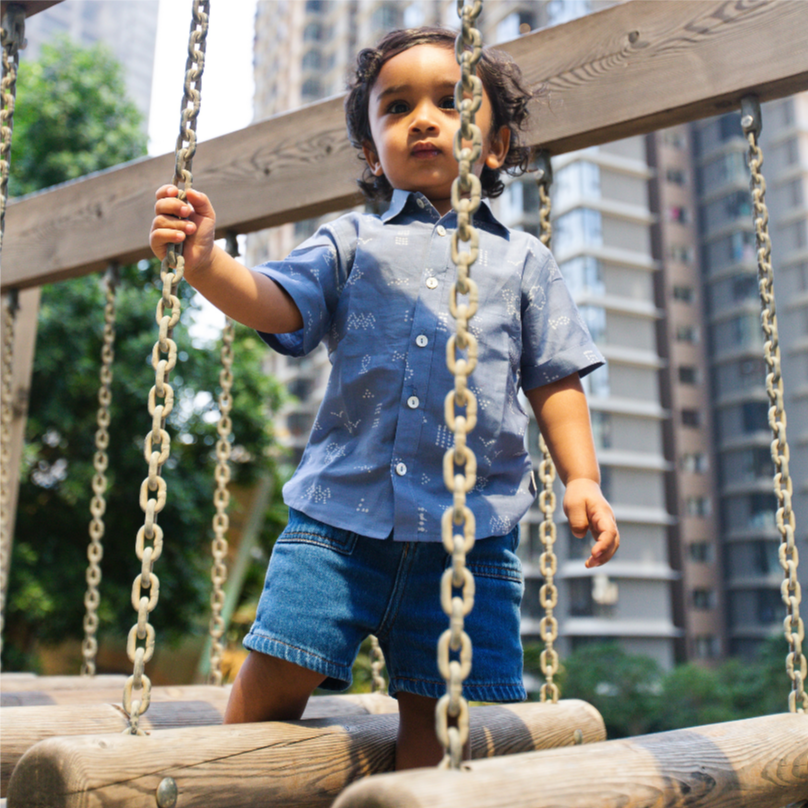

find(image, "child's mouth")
[412,144,440,159]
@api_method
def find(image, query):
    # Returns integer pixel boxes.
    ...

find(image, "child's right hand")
[149,185,217,276]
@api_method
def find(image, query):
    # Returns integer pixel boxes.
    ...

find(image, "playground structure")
[1,1,807,806]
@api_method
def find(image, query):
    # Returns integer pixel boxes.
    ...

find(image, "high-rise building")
[19,0,159,131]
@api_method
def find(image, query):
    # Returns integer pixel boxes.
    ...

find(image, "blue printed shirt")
[255,189,604,542]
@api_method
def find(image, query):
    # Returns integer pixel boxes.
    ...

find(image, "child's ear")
[362,142,384,177]
[484,125,511,170]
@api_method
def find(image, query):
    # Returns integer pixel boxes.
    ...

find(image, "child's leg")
[224,650,326,723]
[395,692,470,770]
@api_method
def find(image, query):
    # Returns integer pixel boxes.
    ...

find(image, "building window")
[583,365,610,398]
[681,409,701,427]
[591,411,611,450]
[733,273,758,302]
[554,208,602,255]
[756,588,782,624]
[559,256,604,296]
[675,324,699,343]
[672,284,694,303]
[742,400,768,434]
[686,496,712,517]
[689,541,714,563]
[678,366,699,385]
[692,588,715,609]
[578,305,606,343]
[693,635,720,659]
[667,206,691,224]
[662,129,686,149]
[554,161,601,209]
[666,168,687,185]
[670,245,693,264]
[681,453,709,473]
[302,49,321,70]
[303,21,322,41]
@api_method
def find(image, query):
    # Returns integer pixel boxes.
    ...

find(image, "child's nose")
[409,102,439,134]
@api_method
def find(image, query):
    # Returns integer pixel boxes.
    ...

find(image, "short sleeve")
[253,219,355,356]
[520,241,605,391]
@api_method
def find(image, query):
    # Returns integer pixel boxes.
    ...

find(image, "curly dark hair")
[345,27,535,202]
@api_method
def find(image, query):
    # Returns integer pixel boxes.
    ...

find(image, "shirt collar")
[381,188,508,236]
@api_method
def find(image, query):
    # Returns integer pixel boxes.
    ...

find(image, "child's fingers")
[155,184,180,200]
[585,507,620,568]
[565,499,590,539]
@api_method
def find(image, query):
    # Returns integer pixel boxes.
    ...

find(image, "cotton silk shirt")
[256,189,604,542]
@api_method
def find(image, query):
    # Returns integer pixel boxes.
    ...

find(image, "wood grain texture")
[334,712,808,808]
[3,0,807,291]
[0,2,63,20]
[0,692,398,795]
[5,700,605,807]
[0,674,128,693]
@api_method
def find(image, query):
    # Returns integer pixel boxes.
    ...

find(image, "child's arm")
[524,373,619,568]
[149,185,303,334]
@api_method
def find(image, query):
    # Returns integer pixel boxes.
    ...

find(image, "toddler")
[150,26,619,770]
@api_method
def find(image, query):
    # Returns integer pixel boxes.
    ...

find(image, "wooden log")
[3,0,808,291]
[5,700,605,808]
[0,692,398,796]
[0,2,64,19]
[333,712,808,808]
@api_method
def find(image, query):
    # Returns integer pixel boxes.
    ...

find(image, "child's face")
[362,44,510,216]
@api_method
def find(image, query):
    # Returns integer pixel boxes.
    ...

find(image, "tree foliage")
[526,636,793,738]
[9,37,146,196]
[3,39,287,672]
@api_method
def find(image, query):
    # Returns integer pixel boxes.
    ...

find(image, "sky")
[148,0,259,334]
[148,0,258,157]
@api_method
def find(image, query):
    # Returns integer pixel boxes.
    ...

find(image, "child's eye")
[439,96,456,110]
[387,100,409,114]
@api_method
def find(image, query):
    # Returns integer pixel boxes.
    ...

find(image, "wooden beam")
[5,701,606,807]
[3,0,807,291]
[1,691,399,796]
[333,712,808,808]
[0,2,63,19]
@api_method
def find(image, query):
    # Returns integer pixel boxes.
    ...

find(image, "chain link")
[81,266,119,677]
[741,96,806,715]
[531,151,561,703]
[436,0,484,771]
[1,4,24,254]
[123,0,209,734]
[208,233,237,685]
[369,634,387,694]
[0,291,19,669]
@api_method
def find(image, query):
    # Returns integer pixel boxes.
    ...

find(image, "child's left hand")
[562,478,620,568]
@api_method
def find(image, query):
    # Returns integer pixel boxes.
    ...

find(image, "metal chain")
[369,634,386,694]
[741,96,806,715]
[0,291,19,669]
[81,266,119,677]
[436,0,484,771]
[123,0,209,734]
[532,151,560,703]
[0,4,24,254]
[208,233,236,686]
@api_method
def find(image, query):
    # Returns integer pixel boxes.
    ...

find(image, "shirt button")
[416,198,425,208]
[407,396,420,409]
[436,225,447,237]
[396,462,408,476]
[426,277,438,289]
[416,335,428,347]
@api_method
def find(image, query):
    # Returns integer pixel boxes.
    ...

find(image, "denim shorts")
[243,508,526,702]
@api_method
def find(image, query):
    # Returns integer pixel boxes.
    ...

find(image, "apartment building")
[20,0,159,131]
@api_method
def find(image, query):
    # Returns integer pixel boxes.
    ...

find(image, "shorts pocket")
[276,510,358,556]
[450,529,522,584]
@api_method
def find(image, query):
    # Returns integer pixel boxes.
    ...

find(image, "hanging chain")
[741,96,806,715]
[436,0,483,771]
[208,233,236,685]
[369,634,387,694]
[0,291,19,669]
[81,266,119,677]
[123,0,209,734]
[0,4,24,254]
[531,151,560,703]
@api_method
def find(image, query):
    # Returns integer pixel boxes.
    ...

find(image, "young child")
[150,27,619,770]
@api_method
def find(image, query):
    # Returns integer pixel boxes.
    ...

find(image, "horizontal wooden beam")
[6,701,606,807]
[3,0,807,290]
[333,712,808,808]
[1,1,63,20]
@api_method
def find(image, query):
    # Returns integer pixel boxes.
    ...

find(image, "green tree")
[3,39,287,671]
[9,37,146,196]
